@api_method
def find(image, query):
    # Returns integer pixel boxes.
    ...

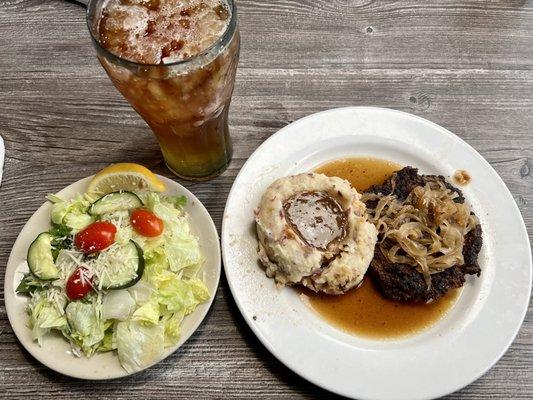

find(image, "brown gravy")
[453,169,471,186]
[283,191,347,250]
[315,156,401,192]
[302,157,461,339]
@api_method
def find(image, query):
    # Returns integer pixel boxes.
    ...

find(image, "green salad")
[17,190,209,373]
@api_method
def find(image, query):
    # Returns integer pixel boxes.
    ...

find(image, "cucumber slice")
[90,191,142,216]
[99,240,144,290]
[27,233,59,281]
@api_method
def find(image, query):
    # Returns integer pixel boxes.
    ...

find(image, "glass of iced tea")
[87,0,240,180]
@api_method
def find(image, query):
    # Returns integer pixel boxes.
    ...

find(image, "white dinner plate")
[221,107,531,400]
[5,175,221,379]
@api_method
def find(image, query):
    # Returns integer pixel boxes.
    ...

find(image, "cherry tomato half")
[74,221,117,253]
[66,267,94,300]
[130,209,164,237]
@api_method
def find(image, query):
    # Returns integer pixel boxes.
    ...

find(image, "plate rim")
[221,106,532,400]
[4,174,221,380]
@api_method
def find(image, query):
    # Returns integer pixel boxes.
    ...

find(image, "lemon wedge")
[88,163,166,195]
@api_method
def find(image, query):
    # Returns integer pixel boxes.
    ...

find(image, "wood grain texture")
[0,0,532,398]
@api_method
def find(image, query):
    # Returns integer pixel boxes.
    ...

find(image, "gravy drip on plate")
[453,169,471,186]
[301,157,462,339]
[283,191,347,250]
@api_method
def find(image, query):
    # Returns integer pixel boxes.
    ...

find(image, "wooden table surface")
[0,0,532,398]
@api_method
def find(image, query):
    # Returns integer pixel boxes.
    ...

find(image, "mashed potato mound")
[255,173,377,295]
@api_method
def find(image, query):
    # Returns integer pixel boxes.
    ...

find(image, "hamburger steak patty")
[364,167,483,302]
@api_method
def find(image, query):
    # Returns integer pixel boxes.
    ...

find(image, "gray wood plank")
[0,0,531,399]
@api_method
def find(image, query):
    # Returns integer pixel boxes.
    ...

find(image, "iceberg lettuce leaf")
[157,276,209,316]
[116,320,164,373]
[128,280,156,305]
[49,194,93,231]
[161,311,185,347]
[131,298,160,325]
[97,322,117,352]
[28,289,68,345]
[102,290,136,321]
[65,296,105,357]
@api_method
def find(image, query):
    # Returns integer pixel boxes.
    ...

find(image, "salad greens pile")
[17,190,209,373]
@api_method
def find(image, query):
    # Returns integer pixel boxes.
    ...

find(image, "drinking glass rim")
[86,0,237,69]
